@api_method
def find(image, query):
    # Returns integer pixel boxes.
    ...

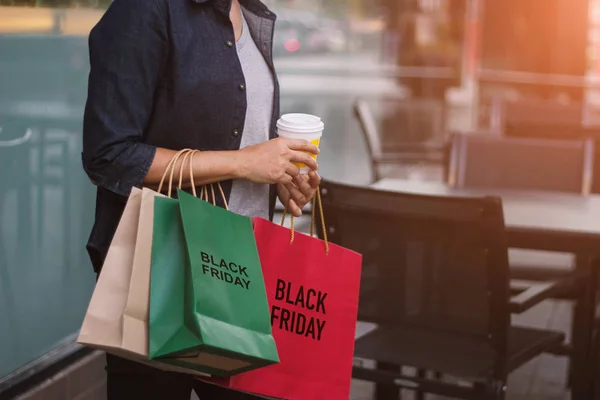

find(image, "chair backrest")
[500,99,585,128]
[353,96,446,181]
[318,179,510,359]
[447,132,594,194]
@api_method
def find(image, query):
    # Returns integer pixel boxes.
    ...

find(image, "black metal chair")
[446,131,596,279]
[487,98,585,134]
[353,96,449,183]
[446,132,600,395]
[446,132,594,195]
[318,179,566,400]
[488,98,600,195]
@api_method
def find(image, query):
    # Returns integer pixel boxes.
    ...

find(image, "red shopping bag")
[201,198,362,399]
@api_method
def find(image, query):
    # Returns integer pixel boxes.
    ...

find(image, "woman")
[82,0,319,398]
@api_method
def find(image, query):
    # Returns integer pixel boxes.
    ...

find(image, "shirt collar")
[189,0,275,20]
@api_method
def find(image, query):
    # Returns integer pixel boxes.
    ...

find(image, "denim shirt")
[82,0,280,272]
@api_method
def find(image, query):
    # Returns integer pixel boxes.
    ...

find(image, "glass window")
[0,1,104,380]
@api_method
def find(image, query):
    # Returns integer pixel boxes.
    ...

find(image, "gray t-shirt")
[228,12,274,219]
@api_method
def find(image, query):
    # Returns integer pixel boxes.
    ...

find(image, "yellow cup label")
[293,138,320,171]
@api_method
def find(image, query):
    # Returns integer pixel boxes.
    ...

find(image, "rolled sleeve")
[82,0,166,197]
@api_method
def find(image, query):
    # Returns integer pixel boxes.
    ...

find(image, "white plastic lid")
[276,113,324,133]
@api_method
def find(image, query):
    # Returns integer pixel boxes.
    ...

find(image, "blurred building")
[379,0,466,99]
[590,0,600,77]
[480,0,589,100]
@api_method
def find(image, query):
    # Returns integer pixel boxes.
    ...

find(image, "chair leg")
[593,326,600,400]
[374,362,401,400]
[415,369,426,400]
[570,256,598,400]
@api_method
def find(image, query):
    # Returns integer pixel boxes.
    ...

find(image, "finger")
[285,139,320,155]
[288,151,318,171]
[285,182,307,208]
[307,171,321,188]
[277,173,293,185]
[277,183,290,204]
[294,174,312,194]
[288,199,302,217]
[279,182,302,215]
[284,162,301,178]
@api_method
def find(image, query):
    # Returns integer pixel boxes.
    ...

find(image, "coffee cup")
[276,113,324,174]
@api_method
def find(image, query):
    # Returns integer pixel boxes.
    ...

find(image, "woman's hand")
[238,138,319,184]
[278,171,321,217]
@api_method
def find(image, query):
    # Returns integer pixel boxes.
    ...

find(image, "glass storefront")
[0,2,103,380]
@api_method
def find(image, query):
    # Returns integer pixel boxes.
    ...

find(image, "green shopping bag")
[149,189,279,377]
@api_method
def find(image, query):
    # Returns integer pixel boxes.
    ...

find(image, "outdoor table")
[371,178,600,400]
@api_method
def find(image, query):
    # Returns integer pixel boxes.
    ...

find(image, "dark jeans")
[106,354,260,400]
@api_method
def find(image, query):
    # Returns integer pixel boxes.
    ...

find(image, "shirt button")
[233,129,240,137]
[226,40,234,48]
[239,83,245,91]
